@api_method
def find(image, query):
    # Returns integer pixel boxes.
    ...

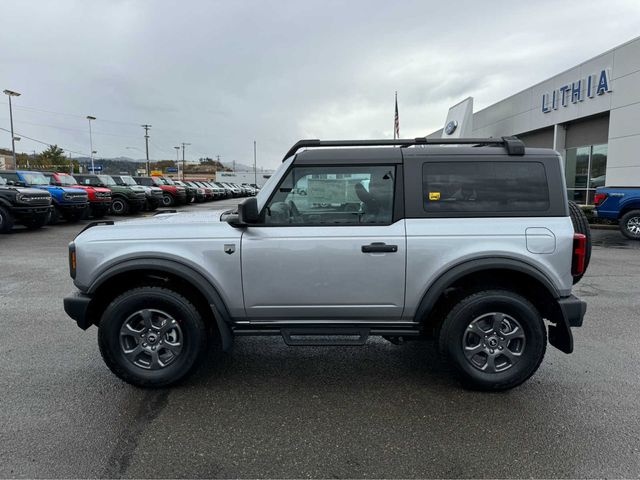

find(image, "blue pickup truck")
[594,187,640,240]
[0,170,89,224]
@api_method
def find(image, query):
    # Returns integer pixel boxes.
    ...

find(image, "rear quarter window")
[422,161,550,214]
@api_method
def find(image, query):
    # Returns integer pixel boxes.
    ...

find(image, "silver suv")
[63,137,588,390]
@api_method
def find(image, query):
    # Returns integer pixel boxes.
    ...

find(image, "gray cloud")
[1,0,639,168]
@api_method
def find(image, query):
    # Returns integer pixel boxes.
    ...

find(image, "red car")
[44,172,112,218]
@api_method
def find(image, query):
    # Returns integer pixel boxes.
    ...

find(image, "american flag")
[394,91,400,139]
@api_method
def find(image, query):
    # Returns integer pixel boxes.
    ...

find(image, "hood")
[18,187,52,196]
[76,209,237,243]
[76,185,111,193]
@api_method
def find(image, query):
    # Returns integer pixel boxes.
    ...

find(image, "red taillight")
[594,193,608,206]
[572,233,587,277]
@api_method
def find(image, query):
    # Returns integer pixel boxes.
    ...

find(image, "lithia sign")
[541,68,612,113]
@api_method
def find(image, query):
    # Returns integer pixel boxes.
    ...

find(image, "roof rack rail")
[282,136,525,161]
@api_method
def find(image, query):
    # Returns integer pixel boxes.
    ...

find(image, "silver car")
[63,137,588,390]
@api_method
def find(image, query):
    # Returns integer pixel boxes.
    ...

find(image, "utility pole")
[141,124,152,176]
[3,89,21,169]
[87,116,96,173]
[174,146,180,179]
[253,140,257,186]
[181,142,191,181]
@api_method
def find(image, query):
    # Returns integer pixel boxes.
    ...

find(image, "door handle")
[361,242,398,253]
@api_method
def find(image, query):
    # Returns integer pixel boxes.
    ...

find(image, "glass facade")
[564,144,607,205]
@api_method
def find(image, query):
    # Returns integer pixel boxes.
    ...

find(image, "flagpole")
[394,91,397,140]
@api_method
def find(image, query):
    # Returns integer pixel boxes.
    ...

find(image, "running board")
[281,327,369,346]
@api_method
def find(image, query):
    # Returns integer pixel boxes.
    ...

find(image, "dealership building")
[436,35,640,205]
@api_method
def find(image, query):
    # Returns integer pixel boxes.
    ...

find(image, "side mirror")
[239,197,260,223]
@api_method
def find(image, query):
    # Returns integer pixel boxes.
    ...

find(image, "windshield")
[57,174,78,186]
[256,158,291,210]
[97,175,117,186]
[119,176,137,186]
[163,177,175,185]
[22,172,50,185]
[0,176,6,186]
[153,177,170,185]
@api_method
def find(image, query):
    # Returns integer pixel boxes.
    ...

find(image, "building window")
[565,144,607,205]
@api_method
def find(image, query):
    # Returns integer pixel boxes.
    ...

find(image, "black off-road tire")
[63,210,85,223]
[110,197,129,216]
[568,200,591,284]
[22,212,50,230]
[98,286,208,388]
[620,209,640,241]
[0,205,14,233]
[162,193,175,207]
[438,290,547,391]
[48,206,61,225]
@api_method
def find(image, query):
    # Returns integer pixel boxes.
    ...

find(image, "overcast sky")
[1,0,639,169]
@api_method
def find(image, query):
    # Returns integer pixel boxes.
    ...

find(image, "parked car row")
[0,169,257,233]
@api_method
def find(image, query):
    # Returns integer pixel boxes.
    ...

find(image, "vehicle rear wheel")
[98,287,207,387]
[0,206,14,233]
[162,193,174,207]
[22,212,50,230]
[568,200,591,283]
[438,289,546,391]
[620,209,640,241]
[110,198,129,216]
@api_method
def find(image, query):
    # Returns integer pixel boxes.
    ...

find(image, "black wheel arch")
[414,257,573,353]
[85,258,233,351]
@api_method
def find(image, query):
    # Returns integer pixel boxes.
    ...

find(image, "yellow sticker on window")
[429,192,441,201]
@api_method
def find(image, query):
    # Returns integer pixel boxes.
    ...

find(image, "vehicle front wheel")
[110,198,129,216]
[162,193,174,207]
[98,287,207,387]
[438,290,546,391]
[620,209,640,241]
[22,212,50,230]
[0,206,14,233]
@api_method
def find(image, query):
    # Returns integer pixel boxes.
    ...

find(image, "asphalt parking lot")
[1,205,639,479]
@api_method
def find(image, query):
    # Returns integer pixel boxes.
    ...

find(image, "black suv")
[0,175,52,232]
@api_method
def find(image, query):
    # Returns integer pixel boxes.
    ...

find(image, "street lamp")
[174,146,180,179]
[86,116,96,173]
[3,89,21,169]
[181,143,191,181]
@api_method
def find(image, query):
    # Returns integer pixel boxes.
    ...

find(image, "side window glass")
[422,161,549,213]
[264,165,395,225]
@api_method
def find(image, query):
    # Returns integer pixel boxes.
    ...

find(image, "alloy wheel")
[119,309,183,370]
[462,312,526,373]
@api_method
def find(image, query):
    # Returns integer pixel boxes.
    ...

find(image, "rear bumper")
[558,294,587,327]
[548,294,586,354]
[63,292,93,330]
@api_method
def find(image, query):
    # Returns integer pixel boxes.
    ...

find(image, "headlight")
[198,188,204,194]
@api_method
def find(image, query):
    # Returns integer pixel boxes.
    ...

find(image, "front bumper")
[63,292,93,330]
[58,202,89,212]
[11,205,52,217]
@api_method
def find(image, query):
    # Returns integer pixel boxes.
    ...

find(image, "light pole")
[3,89,21,169]
[86,116,96,173]
[141,125,151,176]
[181,143,190,181]
[174,146,180,179]
[253,140,257,186]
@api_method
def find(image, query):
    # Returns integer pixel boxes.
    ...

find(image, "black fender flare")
[413,257,561,323]
[0,197,13,209]
[88,258,234,351]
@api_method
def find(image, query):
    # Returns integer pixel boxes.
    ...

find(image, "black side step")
[281,327,369,346]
